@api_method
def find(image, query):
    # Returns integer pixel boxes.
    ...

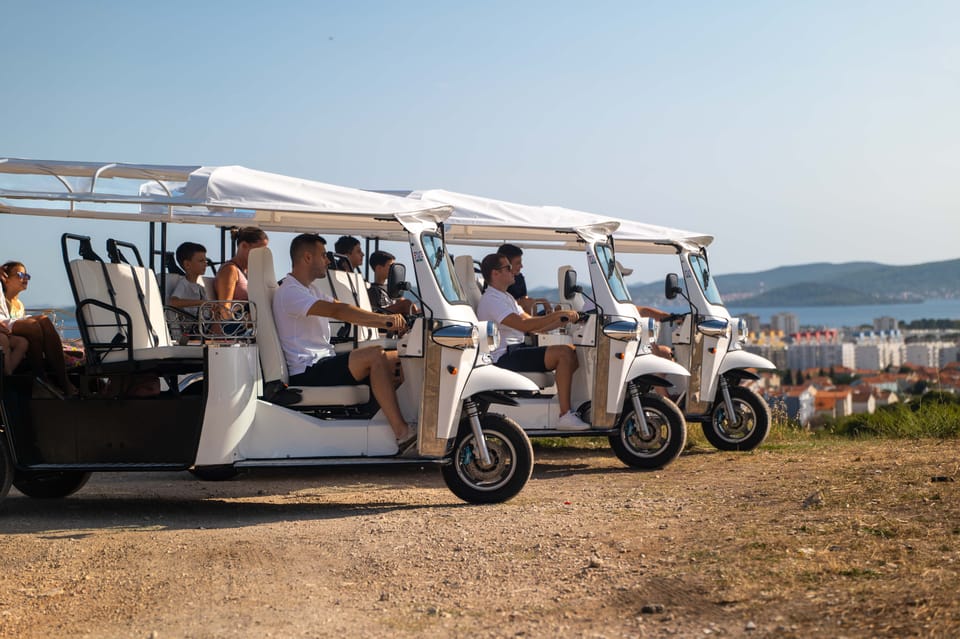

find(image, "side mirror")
[562,269,582,300]
[664,273,682,300]
[387,263,409,298]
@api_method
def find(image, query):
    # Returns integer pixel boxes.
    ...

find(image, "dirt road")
[1,439,958,638]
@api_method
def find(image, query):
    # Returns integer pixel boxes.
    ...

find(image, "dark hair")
[369,250,396,269]
[0,261,24,293]
[334,235,360,255]
[497,244,523,260]
[175,242,206,268]
[290,233,326,263]
[231,226,268,245]
[480,253,508,284]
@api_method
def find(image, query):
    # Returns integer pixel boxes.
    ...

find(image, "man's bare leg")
[544,344,579,416]
[348,346,412,440]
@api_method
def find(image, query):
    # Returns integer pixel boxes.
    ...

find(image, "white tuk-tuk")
[611,219,776,451]
[397,190,690,470]
[0,158,538,505]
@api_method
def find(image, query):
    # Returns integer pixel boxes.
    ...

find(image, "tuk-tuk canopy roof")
[405,189,619,248]
[404,188,713,253]
[0,158,451,237]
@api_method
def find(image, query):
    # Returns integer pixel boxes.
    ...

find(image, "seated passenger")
[498,244,550,315]
[476,253,589,430]
[0,320,28,376]
[368,250,417,316]
[215,226,268,307]
[168,242,209,310]
[273,234,415,450]
[1,261,76,395]
[334,235,364,273]
[616,262,675,360]
[215,227,268,334]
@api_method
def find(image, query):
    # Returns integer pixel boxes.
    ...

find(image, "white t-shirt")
[0,294,14,330]
[476,286,525,362]
[273,274,336,376]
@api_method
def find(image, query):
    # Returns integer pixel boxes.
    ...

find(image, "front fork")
[718,375,737,424]
[464,398,493,466]
[627,381,654,439]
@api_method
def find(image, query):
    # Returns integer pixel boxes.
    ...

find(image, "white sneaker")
[557,411,591,431]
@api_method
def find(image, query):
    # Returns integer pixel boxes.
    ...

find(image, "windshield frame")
[594,242,632,304]
[419,231,467,305]
[688,251,724,306]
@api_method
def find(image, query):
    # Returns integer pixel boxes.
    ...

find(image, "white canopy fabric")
[406,188,712,253]
[408,189,619,247]
[0,158,451,237]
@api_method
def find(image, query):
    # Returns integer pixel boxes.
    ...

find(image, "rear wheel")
[0,435,13,503]
[609,394,687,469]
[13,470,91,499]
[442,413,533,504]
[702,385,771,451]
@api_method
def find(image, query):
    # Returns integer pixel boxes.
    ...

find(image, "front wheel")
[609,394,687,469]
[13,470,91,499]
[442,413,533,504]
[702,385,771,451]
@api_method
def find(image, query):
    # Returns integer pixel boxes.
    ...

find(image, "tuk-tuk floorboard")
[0,439,956,639]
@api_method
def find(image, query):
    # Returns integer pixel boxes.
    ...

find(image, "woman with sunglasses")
[1,261,76,396]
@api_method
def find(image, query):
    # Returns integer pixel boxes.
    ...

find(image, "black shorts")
[289,352,366,386]
[495,345,549,373]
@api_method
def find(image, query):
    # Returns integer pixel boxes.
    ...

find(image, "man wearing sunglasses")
[476,253,590,430]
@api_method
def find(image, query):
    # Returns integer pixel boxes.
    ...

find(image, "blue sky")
[2,1,958,306]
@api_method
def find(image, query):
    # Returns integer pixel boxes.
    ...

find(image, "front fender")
[627,353,690,381]
[719,349,776,375]
[462,363,539,398]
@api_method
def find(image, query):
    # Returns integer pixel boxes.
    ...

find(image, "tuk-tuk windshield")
[421,232,466,303]
[689,253,723,305]
[595,243,632,304]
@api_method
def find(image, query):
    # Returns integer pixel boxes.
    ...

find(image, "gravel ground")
[1,439,958,639]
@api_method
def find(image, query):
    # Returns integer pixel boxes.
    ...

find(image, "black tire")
[190,465,239,481]
[441,413,533,504]
[13,470,91,499]
[609,394,687,469]
[0,435,13,503]
[702,385,771,451]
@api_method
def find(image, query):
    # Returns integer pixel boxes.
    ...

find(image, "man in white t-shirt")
[476,253,590,430]
[273,234,415,450]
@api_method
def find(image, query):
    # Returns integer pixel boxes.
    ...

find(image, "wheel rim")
[712,399,757,442]
[621,407,672,456]
[455,429,517,492]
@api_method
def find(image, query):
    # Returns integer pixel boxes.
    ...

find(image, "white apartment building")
[853,330,904,370]
[873,316,899,332]
[786,341,855,371]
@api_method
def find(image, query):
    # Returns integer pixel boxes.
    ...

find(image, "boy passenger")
[476,253,590,430]
[168,242,209,310]
[368,250,417,316]
[273,234,416,450]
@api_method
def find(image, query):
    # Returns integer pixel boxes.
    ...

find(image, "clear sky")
[2,1,958,306]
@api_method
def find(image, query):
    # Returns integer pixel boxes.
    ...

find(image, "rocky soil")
[1,439,958,638]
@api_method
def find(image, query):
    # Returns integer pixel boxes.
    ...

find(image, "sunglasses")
[495,264,512,272]
[14,272,31,282]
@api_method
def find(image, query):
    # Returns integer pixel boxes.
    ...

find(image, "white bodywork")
[0,158,537,464]
[404,189,689,430]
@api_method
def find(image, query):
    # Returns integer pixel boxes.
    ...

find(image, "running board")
[234,457,449,468]
[526,428,618,437]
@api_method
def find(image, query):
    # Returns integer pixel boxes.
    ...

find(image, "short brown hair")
[480,253,508,284]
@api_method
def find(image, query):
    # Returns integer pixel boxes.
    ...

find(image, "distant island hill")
[528,258,960,308]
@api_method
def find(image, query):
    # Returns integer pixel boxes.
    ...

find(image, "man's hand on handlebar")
[382,313,408,335]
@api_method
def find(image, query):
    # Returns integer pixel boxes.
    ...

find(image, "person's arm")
[307,299,407,333]
[214,265,239,306]
[500,309,579,334]
[168,297,202,309]
[636,306,672,321]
